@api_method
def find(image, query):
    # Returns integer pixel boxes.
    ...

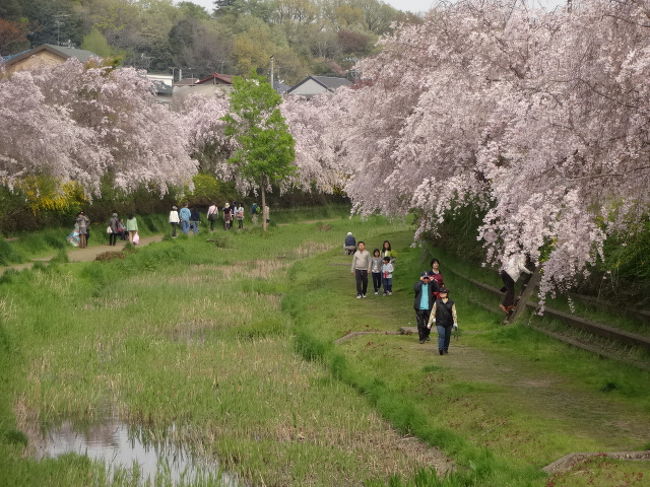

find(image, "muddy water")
[33,419,238,486]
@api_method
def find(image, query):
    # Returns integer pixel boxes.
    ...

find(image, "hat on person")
[421,272,430,278]
[225,203,230,208]
[172,205,177,210]
[439,288,450,294]
[112,212,118,217]
[347,232,352,236]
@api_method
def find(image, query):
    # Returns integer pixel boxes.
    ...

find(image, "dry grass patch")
[293,241,332,258]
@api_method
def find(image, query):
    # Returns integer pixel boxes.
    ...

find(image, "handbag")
[106,226,113,234]
[132,232,140,245]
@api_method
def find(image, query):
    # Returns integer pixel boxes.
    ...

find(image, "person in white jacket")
[169,205,180,238]
[499,253,532,314]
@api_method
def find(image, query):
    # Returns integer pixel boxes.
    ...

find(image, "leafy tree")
[81,27,114,58]
[0,19,29,55]
[223,71,296,231]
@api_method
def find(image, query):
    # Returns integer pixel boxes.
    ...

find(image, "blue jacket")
[179,207,191,222]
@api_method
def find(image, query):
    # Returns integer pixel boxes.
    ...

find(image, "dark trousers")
[237,219,243,229]
[372,272,382,292]
[355,269,368,296]
[170,222,178,237]
[500,270,515,307]
[109,233,118,246]
[208,217,216,231]
[415,309,431,341]
[383,277,392,293]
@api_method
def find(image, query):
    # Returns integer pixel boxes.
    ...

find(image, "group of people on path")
[169,202,269,237]
[413,258,457,355]
[67,211,139,248]
[348,235,395,298]
[107,213,139,245]
[346,232,458,356]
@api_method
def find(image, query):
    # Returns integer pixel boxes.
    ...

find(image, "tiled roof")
[311,76,352,90]
[0,43,98,68]
[196,73,233,85]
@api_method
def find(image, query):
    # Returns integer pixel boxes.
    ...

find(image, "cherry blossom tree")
[311,0,650,302]
[0,59,197,195]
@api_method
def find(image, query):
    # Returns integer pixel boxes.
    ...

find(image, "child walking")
[371,249,383,295]
[382,256,394,295]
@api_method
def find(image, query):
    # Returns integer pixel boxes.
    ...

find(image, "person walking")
[169,205,180,237]
[382,256,394,295]
[427,288,458,355]
[413,272,439,343]
[350,241,372,299]
[429,259,444,297]
[76,211,90,248]
[235,204,244,229]
[179,203,191,235]
[344,232,356,255]
[207,202,218,232]
[250,203,259,225]
[108,212,121,246]
[223,203,233,230]
[190,206,201,235]
[125,214,138,244]
[381,240,393,260]
[371,249,383,295]
[499,253,532,314]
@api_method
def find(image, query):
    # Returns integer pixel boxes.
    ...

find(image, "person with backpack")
[427,288,458,355]
[413,272,439,343]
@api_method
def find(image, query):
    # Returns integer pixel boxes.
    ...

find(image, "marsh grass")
[0,214,457,486]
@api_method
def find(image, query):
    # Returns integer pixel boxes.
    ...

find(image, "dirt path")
[0,235,163,275]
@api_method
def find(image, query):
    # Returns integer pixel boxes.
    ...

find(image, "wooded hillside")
[0,0,418,83]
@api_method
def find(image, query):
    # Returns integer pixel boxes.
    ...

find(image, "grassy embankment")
[1,213,455,486]
[284,230,650,486]
[0,205,348,266]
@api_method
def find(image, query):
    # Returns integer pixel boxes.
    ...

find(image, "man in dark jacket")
[413,272,439,343]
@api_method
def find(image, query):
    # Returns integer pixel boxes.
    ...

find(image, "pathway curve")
[0,235,164,275]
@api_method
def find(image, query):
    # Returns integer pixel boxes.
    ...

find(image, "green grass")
[2,215,649,486]
[1,213,452,486]
[283,231,650,486]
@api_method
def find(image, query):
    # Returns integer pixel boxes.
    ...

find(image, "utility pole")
[270,56,275,90]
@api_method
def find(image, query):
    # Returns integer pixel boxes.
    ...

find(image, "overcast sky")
[178,0,567,15]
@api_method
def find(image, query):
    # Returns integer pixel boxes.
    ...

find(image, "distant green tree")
[81,28,113,57]
[223,71,296,231]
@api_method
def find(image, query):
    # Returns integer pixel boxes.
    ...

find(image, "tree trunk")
[261,178,267,232]
[505,268,541,325]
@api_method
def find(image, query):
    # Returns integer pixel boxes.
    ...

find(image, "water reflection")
[33,419,237,486]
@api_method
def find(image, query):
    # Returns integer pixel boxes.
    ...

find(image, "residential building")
[286,75,352,97]
[1,44,98,74]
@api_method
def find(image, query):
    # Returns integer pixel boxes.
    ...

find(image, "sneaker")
[443,350,449,354]
[388,291,392,295]
[419,339,425,344]
[426,336,431,342]
[439,349,444,355]
[356,294,362,299]
[374,291,379,295]
[362,294,367,298]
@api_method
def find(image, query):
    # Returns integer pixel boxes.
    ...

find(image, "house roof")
[196,73,233,85]
[1,44,98,68]
[174,78,199,86]
[273,80,291,94]
[287,75,352,95]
